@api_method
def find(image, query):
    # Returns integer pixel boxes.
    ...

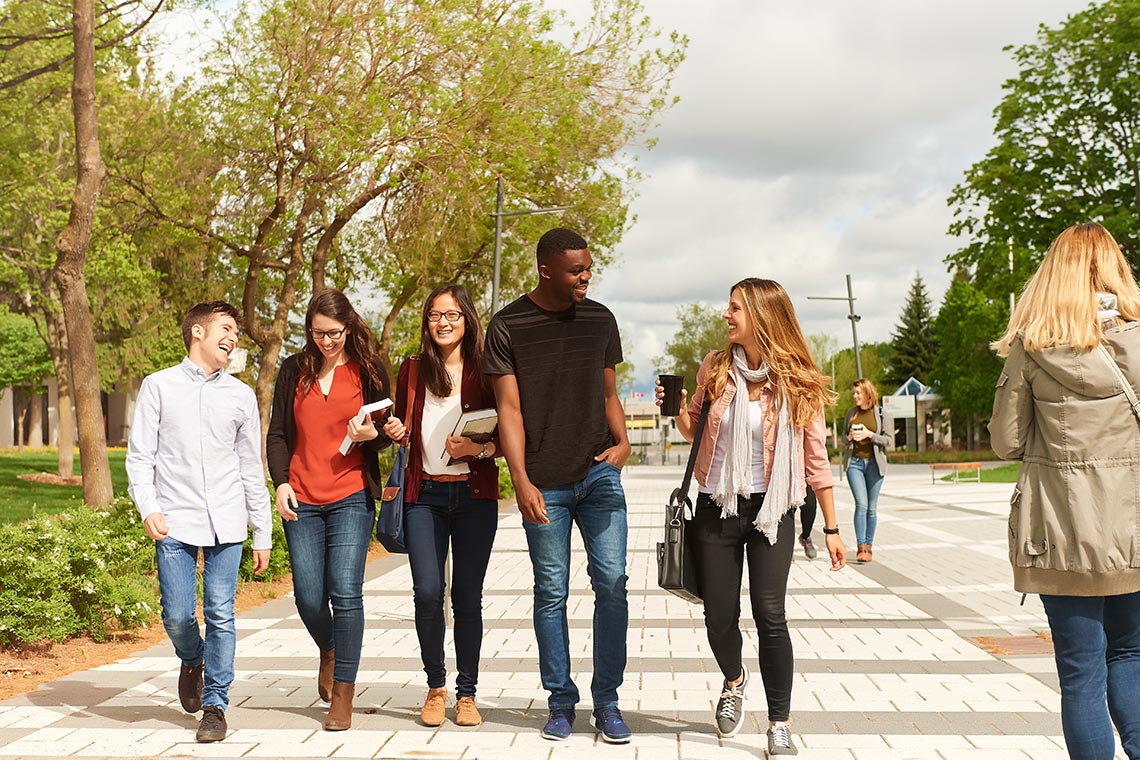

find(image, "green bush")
[496,458,515,499]
[0,497,157,646]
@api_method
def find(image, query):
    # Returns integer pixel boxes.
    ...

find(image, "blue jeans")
[1041,592,1140,760]
[155,538,244,710]
[846,456,884,545]
[405,479,499,698]
[282,488,375,684]
[523,461,628,709]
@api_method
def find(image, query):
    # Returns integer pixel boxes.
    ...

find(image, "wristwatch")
[822,526,840,535]
[475,443,490,460]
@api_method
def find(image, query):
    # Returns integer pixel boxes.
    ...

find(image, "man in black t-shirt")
[484,228,633,744]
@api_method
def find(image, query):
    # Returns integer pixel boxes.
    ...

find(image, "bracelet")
[822,527,840,535]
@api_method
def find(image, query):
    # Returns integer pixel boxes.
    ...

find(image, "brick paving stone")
[1,464,1133,759]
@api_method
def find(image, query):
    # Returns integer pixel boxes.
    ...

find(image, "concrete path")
[0,464,1128,759]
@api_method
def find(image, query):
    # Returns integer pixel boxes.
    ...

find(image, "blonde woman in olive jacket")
[989,222,1140,760]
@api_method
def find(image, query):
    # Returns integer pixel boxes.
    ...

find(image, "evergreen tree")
[887,274,937,387]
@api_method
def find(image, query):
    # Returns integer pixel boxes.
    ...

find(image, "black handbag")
[656,399,712,603]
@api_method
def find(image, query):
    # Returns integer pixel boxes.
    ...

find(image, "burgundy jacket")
[393,356,500,504]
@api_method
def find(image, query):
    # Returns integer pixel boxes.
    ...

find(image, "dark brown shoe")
[196,706,227,743]
[323,682,355,731]
[318,649,335,703]
[178,661,204,714]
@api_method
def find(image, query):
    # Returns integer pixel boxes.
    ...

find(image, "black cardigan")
[266,353,392,500]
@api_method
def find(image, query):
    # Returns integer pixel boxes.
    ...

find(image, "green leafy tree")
[949,0,1140,297]
[125,0,686,433]
[930,274,1005,447]
[653,302,725,394]
[886,274,937,387]
[0,308,54,449]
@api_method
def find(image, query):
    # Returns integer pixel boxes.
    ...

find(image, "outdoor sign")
[883,394,916,419]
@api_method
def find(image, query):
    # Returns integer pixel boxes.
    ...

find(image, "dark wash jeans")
[1040,591,1140,760]
[405,479,499,698]
[282,488,375,684]
[693,492,796,722]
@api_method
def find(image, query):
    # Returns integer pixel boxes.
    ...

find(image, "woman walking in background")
[842,378,889,564]
[990,222,1140,760]
[266,289,391,731]
[658,277,846,756]
[382,284,500,728]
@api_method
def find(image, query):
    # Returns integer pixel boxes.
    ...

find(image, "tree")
[929,274,1005,448]
[653,302,724,393]
[124,0,686,435]
[886,274,937,387]
[948,0,1140,297]
[0,308,54,450]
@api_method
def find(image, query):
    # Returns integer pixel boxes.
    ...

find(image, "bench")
[930,462,982,483]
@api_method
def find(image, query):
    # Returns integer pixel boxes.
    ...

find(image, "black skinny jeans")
[694,492,795,722]
[799,485,817,539]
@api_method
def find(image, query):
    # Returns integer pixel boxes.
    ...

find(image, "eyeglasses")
[310,327,346,340]
[427,310,463,323]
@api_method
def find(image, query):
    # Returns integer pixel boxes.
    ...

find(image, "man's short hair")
[536,228,589,261]
[182,301,240,350]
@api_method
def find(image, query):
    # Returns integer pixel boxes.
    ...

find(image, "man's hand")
[516,480,548,524]
[276,484,298,521]
[252,549,271,575]
[143,512,168,541]
[594,440,632,468]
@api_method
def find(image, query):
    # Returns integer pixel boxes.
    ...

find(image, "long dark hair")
[299,289,386,395]
[419,283,484,398]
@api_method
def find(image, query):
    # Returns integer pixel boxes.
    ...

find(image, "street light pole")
[489,177,571,315]
[808,273,863,378]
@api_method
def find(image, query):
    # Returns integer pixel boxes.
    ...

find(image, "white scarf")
[711,345,806,543]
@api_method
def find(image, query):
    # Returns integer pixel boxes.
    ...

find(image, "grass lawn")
[939,462,1020,483]
[0,448,128,523]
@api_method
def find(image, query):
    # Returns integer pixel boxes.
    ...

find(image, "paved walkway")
[0,464,1129,759]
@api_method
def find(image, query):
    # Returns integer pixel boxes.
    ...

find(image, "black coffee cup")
[658,374,684,416]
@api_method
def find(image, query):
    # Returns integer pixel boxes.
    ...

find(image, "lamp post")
[490,177,571,314]
[808,274,863,378]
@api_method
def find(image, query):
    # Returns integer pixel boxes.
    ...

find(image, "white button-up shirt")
[127,357,272,550]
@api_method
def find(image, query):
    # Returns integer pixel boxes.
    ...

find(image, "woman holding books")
[267,289,392,731]
[382,283,500,728]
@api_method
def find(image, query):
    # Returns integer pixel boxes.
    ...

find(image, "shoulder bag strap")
[1097,345,1140,419]
[399,358,421,447]
[669,397,713,514]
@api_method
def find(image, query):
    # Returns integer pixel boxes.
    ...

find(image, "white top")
[699,399,766,496]
[420,389,471,476]
[126,357,273,549]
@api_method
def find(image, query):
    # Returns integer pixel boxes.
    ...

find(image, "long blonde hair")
[706,278,835,427]
[994,223,1140,356]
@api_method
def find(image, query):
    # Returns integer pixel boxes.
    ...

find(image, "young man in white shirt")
[126,301,272,743]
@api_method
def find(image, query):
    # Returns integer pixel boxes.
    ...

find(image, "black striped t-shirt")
[483,295,622,487]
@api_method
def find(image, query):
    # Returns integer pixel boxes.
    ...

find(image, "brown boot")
[864,545,873,563]
[420,688,447,727]
[855,544,869,563]
[323,682,355,731]
[454,696,482,726]
[318,649,335,703]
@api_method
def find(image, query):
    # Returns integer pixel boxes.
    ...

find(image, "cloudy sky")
[156,0,1093,388]
[563,0,1092,390]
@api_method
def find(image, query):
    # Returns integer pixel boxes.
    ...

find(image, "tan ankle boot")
[318,649,335,703]
[323,682,354,730]
[454,696,482,726]
[856,544,869,563]
[420,688,447,727]
[864,545,873,563]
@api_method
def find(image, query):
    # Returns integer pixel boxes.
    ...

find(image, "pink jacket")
[687,351,834,493]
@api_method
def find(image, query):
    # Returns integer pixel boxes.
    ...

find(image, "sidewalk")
[0,464,1127,759]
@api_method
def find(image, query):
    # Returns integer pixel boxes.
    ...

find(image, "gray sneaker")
[767,721,798,755]
[714,663,748,737]
[799,535,818,560]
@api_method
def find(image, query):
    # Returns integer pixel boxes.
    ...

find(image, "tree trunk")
[51,315,76,479]
[53,0,112,507]
[15,393,27,452]
[27,394,43,447]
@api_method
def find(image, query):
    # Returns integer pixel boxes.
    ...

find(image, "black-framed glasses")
[310,327,347,340]
[427,310,463,323]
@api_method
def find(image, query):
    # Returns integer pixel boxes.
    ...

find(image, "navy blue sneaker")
[541,707,575,741]
[592,705,632,744]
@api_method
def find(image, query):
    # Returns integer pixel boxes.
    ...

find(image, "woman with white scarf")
[657,278,845,756]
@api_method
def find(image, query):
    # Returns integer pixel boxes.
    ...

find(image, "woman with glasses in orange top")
[266,289,391,731]
[382,283,501,728]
